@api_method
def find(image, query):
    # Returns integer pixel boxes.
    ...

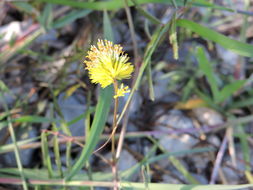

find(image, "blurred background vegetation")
[0,0,253,189]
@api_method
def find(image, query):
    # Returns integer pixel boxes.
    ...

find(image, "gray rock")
[208,135,221,147]
[191,173,208,184]
[118,150,137,171]
[156,110,198,152]
[162,174,182,184]
[159,134,198,153]
[36,29,58,43]
[3,126,36,167]
[193,107,223,126]
[222,166,240,184]
[57,92,86,136]
[122,90,142,119]
[190,152,211,172]
[153,71,170,100]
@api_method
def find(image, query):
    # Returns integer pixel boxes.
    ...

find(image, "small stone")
[121,90,142,119]
[207,135,221,147]
[191,173,208,184]
[153,71,170,100]
[118,150,137,171]
[3,127,36,167]
[57,92,86,136]
[222,166,239,184]
[190,152,210,172]
[162,174,182,184]
[193,107,223,126]
[156,110,198,152]
[157,110,195,130]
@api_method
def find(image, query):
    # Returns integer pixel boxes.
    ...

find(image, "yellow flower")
[84,39,134,88]
[114,84,130,98]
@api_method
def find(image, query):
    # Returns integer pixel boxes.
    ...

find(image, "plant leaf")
[196,46,219,101]
[177,19,253,57]
[218,80,245,103]
[65,85,113,180]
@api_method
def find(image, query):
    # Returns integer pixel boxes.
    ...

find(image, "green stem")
[112,80,119,189]
[0,94,28,190]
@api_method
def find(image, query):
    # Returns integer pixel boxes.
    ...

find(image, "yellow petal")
[84,39,134,88]
[114,84,130,98]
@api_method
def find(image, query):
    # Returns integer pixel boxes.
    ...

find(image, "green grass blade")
[130,0,161,25]
[67,110,94,127]
[13,115,58,123]
[196,46,219,101]
[0,115,58,130]
[38,3,53,30]
[12,2,38,14]
[34,0,235,13]
[229,97,253,109]
[65,85,113,180]
[41,132,53,178]
[6,117,28,190]
[0,94,28,190]
[218,80,245,103]
[177,19,253,57]
[52,125,63,178]
[52,9,92,29]
[0,137,39,154]
[0,177,253,189]
[103,10,114,42]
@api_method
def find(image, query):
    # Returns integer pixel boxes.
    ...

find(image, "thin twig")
[41,130,110,166]
[112,80,119,190]
[116,62,140,159]
[123,0,139,64]
[209,131,228,184]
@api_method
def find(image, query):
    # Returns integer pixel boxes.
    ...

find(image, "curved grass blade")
[65,85,113,180]
[177,19,253,58]
[34,0,235,13]
[52,9,92,29]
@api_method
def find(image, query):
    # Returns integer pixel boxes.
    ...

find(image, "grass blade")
[41,131,53,178]
[0,93,28,190]
[218,80,245,103]
[52,125,63,178]
[0,177,252,189]
[177,19,253,57]
[103,10,114,42]
[34,0,236,14]
[65,85,113,180]
[52,9,92,29]
[196,46,219,101]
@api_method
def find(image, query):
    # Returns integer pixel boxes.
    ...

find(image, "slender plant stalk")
[115,0,140,163]
[0,94,28,190]
[112,80,119,190]
[85,91,94,190]
[116,67,139,159]
[124,0,139,64]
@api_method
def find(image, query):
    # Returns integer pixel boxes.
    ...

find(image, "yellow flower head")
[114,84,130,99]
[84,39,134,88]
